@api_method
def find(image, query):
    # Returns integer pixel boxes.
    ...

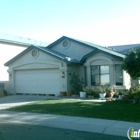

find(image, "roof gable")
[47,36,103,50]
[4,45,82,66]
[47,36,125,61]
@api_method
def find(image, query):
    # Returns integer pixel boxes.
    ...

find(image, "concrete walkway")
[0,95,139,138]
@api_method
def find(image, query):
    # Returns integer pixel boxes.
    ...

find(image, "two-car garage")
[4,45,68,96]
[15,69,60,95]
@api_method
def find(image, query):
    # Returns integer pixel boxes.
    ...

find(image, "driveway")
[0,95,58,110]
[0,95,106,110]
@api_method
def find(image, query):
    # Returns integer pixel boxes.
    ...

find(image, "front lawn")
[7,99,140,122]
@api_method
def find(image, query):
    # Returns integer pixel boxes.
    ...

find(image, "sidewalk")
[0,110,139,138]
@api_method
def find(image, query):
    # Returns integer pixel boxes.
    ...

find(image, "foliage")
[132,91,140,104]
[96,86,106,93]
[118,92,123,95]
[69,72,84,94]
[106,87,113,93]
[91,86,106,98]
[105,87,114,97]
[82,87,94,95]
[128,85,140,104]
[83,87,89,92]
[113,92,118,98]
[122,48,140,79]
[4,90,8,96]
[129,84,140,94]
[87,88,94,95]
[91,88,99,98]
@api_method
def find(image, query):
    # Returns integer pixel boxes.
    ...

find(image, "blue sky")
[0,0,140,46]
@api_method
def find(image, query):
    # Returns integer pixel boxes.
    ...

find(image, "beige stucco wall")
[6,48,67,95]
[84,52,131,89]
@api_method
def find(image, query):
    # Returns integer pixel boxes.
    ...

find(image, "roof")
[4,45,82,66]
[5,36,128,66]
[47,36,125,60]
[47,36,103,49]
[0,33,49,47]
[107,44,140,54]
[40,47,81,64]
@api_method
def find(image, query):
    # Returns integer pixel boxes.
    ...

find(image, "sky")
[0,0,140,46]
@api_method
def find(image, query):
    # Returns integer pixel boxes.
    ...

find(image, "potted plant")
[66,91,72,97]
[118,92,123,100]
[92,88,100,98]
[87,88,94,98]
[106,87,114,98]
[98,86,106,99]
[60,91,66,97]
[80,87,88,98]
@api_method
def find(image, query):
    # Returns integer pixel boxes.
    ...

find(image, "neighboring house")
[4,36,140,96]
[0,34,48,91]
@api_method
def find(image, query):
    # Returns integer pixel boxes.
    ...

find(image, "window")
[62,40,70,49]
[31,49,38,58]
[115,65,123,85]
[91,65,110,86]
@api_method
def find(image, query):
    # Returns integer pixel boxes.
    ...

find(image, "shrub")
[69,72,84,94]
[128,85,140,104]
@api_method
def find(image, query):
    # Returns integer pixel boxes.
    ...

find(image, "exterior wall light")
[62,72,65,78]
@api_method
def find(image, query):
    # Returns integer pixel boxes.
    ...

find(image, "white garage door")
[15,69,60,95]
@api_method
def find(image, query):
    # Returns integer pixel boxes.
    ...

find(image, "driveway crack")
[102,121,118,134]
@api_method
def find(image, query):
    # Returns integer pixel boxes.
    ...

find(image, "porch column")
[12,70,16,95]
[109,64,115,87]
[123,71,131,89]
[86,65,91,88]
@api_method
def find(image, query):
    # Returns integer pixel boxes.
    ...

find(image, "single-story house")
[4,36,140,96]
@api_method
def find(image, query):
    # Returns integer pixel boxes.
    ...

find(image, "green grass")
[0,131,3,140]
[7,99,140,122]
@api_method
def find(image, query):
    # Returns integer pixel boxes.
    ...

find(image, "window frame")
[115,65,123,86]
[91,65,110,86]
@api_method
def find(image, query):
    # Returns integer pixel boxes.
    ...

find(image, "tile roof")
[107,44,140,54]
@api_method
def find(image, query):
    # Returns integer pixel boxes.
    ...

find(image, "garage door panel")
[15,69,60,95]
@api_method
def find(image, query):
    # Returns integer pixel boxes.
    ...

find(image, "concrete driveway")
[0,95,57,110]
[0,95,107,110]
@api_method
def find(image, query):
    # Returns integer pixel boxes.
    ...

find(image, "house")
[4,36,140,96]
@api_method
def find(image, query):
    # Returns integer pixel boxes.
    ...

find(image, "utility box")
[0,83,4,97]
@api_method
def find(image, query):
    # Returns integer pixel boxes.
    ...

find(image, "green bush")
[69,72,84,94]
[91,87,102,98]
[128,85,140,104]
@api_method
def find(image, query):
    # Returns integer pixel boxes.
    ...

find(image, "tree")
[122,48,140,79]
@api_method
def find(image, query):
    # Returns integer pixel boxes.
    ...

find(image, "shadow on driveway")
[0,95,58,110]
